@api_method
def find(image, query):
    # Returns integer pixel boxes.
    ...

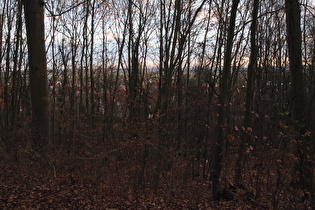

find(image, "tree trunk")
[89,0,96,124]
[211,0,240,199]
[285,0,306,129]
[235,0,259,186]
[23,0,50,150]
[11,0,23,130]
[285,0,314,208]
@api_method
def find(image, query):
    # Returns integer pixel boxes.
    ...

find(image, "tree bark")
[23,0,50,149]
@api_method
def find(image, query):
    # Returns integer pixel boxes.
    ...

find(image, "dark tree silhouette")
[285,0,314,208]
[22,0,51,150]
[285,0,306,129]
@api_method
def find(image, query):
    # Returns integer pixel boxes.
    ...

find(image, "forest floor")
[0,145,269,209]
[1,125,310,210]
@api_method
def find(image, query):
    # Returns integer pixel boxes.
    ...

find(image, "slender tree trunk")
[70,40,78,119]
[101,17,109,138]
[4,1,12,128]
[0,2,6,85]
[79,2,89,114]
[11,1,22,129]
[51,13,57,144]
[23,0,51,150]
[84,3,90,115]
[211,0,240,199]
[235,0,259,186]
[60,39,69,113]
[89,0,96,124]
[11,0,23,130]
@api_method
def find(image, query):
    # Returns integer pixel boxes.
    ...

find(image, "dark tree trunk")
[11,0,23,129]
[23,0,50,150]
[285,1,314,208]
[211,0,240,199]
[285,0,306,129]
